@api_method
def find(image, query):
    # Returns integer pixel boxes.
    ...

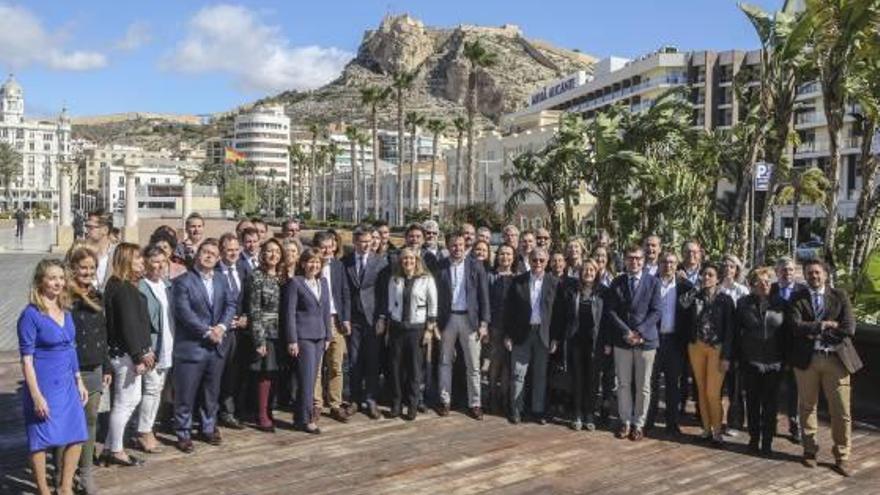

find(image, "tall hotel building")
[0,74,72,212]
[233,104,291,182]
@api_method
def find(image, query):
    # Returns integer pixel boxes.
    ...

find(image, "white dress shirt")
[529,273,544,325]
[221,261,241,293]
[450,259,467,311]
[321,261,337,315]
[810,286,832,351]
[659,277,677,335]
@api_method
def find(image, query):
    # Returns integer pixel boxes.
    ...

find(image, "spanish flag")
[225,147,246,163]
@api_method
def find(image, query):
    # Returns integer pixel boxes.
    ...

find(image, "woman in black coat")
[736,267,788,455]
[554,259,606,431]
[101,243,154,466]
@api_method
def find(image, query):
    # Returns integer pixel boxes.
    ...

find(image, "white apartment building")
[0,74,71,212]
[233,104,290,182]
[499,46,876,242]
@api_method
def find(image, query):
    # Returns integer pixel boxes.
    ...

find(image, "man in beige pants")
[786,259,860,477]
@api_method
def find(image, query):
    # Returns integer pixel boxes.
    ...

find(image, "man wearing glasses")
[421,220,448,261]
[535,227,551,251]
[503,247,560,424]
[85,209,116,290]
[606,245,662,441]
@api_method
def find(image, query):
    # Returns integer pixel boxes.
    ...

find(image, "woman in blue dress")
[18,258,88,495]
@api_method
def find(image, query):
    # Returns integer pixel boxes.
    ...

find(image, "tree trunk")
[351,140,359,223]
[429,133,438,219]
[330,157,337,219]
[396,90,405,225]
[466,67,477,205]
[372,107,380,220]
[563,195,575,239]
[321,166,327,221]
[359,141,366,223]
[455,132,463,212]
[848,119,878,274]
[792,192,801,259]
[726,133,761,253]
[310,135,318,217]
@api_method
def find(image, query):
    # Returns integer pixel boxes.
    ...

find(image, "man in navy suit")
[238,227,260,276]
[312,231,351,422]
[605,245,662,441]
[771,256,807,444]
[436,230,490,419]
[172,238,237,453]
[342,225,387,419]
[215,232,250,429]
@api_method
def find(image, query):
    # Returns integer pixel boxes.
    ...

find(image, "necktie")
[229,268,239,293]
[629,276,637,296]
[813,292,824,319]
[357,255,364,279]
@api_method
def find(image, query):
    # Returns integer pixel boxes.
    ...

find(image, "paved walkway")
[0,221,56,254]
[0,254,51,352]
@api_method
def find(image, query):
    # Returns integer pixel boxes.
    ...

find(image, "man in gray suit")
[435,230,490,419]
[504,247,560,424]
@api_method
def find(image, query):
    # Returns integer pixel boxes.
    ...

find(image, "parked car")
[796,240,824,261]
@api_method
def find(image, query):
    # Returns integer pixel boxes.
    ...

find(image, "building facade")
[233,104,291,182]
[0,74,71,213]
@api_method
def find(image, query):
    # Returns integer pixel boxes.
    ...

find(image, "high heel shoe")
[100,451,144,467]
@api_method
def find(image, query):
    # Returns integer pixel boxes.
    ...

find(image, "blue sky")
[0,0,783,117]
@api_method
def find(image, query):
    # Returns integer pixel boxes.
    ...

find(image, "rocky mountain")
[264,14,596,128]
[72,14,596,148]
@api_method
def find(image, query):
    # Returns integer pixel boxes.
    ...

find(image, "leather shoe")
[802,454,817,468]
[366,401,380,420]
[176,439,195,454]
[387,408,401,419]
[329,407,350,423]
[833,460,851,477]
[665,425,683,437]
[437,404,451,417]
[508,413,521,425]
[469,407,484,420]
[535,416,548,425]
[201,430,222,446]
[616,424,630,439]
[630,428,644,441]
[296,424,321,435]
[404,408,418,421]
[219,415,244,430]
[255,423,276,433]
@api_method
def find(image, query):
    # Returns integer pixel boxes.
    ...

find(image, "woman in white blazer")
[377,247,437,420]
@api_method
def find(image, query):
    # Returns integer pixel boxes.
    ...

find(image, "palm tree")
[268,168,277,216]
[806,0,880,267]
[288,143,307,216]
[426,119,448,219]
[361,86,391,219]
[345,126,361,222]
[778,166,830,254]
[392,71,416,225]
[308,123,324,217]
[463,40,498,206]
[326,141,342,220]
[452,116,467,212]
[315,146,329,221]
[846,35,880,274]
[357,132,371,221]
[740,1,812,265]
[405,111,426,215]
[0,142,22,211]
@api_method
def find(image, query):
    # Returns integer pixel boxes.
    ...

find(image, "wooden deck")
[1,352,878,494]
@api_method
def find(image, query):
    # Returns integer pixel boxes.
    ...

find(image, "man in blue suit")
[435,230,490,419]
[342,225,387,419]
[172,238,237,453]
[605,245,662,442]
[215,232,250,429]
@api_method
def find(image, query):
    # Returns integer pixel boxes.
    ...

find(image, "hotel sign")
[529,71,588,107]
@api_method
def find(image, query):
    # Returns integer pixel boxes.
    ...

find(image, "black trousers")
[646,335,685,429]
[348,319,380,405]
[219,331,250,419]
[743,364,782,447]
[725,361,746,430]
[570,339,600,419]
[783,368,800,433]
[389,322,424,413]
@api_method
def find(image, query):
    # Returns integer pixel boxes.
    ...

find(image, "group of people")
[18,212,862,494]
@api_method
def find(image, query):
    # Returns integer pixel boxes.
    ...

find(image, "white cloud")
[115,21,151,51]
[164,4,352,93]
[0,3,107,71]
